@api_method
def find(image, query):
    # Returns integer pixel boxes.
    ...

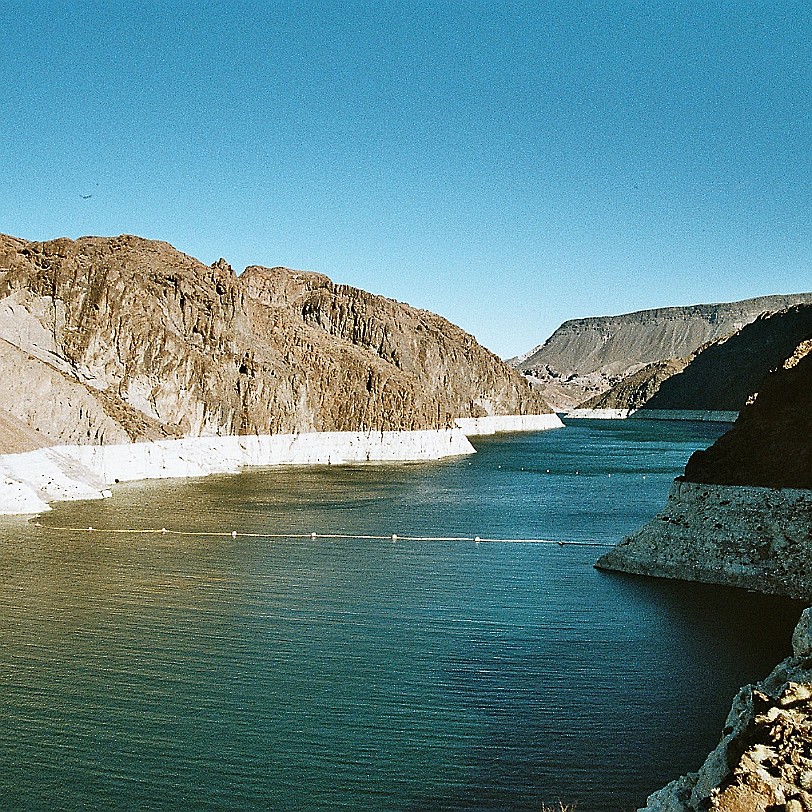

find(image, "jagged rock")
[0,233,551,445]
[641,614,812,811]
[793,609,812,659]
[596,339,812,597]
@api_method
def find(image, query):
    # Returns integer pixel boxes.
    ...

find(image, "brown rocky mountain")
[581,303,812,414]
[510,294,812,409]
[0,233,550,450]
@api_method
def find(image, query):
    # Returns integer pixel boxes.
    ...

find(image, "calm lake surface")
[0,419,803,811]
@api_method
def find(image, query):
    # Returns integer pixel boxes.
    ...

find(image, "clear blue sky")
[2,1,810,358]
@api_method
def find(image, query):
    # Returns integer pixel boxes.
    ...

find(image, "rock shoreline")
[0,414,563,516]
[596,480,812,600]
[563,409,738,422]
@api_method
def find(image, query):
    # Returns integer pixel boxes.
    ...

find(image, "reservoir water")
[0,419,803,811]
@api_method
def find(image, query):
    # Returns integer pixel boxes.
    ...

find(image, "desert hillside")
[512,294,812,408]
[0,234,550,450]
[581,303,812,414]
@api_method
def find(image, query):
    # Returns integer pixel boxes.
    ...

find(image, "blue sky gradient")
[2,1,810,357]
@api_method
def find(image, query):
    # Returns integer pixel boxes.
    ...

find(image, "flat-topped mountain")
[512,294,812,409]
[582,303,812,414]
[0,234,550,450]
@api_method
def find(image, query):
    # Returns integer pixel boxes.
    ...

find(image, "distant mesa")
[581,303,812,416]
[510,293,812,411]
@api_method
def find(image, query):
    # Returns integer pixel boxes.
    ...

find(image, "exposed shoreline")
[563,408,739,422]
[0,414,564,516]
[596,479,812,600]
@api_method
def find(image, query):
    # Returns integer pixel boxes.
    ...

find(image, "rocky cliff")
[0,234,550,447]
[596,338,812,597]
[683,337,812,490]
[511,294,812,409]
[582,304,812,415]
[601,344,812,809]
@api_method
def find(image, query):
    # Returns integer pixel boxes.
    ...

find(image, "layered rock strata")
[641,607,812,811]
[512,294,812,409]
[0,233,552,445]
[580,304,812,417]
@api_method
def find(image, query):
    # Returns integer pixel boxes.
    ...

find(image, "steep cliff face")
[511,294,812,409]
[0,234,550,445]
[683,339,812,489]
[596,339,812,597]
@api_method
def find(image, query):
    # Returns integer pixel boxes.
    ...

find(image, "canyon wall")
[596,340,812,596]
[582,304,812,415]
[511,294,812,409]
[0,233,551,448]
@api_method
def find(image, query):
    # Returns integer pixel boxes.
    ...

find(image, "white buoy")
[311,531,317,539]
[161,527,167,534]
[474,536,481,543]
[391,533,398,541]
[231,530,237,539]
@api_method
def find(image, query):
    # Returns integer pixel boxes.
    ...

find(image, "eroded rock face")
[642,609,812,812]
[0,234,551,444]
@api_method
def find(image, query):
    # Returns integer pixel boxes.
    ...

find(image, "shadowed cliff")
[683,338,812,489]
[582,304,812,414]
[511,294,812,409]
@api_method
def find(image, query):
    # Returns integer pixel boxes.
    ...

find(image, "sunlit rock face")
[0,233,551,448]
[641,608,812,812]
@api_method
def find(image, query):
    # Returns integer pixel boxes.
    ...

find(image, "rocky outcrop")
[0,233,551,446]
[596,480,812,598]
[642,607,812,811]
[596,338,812,597]
[511,294,812,409]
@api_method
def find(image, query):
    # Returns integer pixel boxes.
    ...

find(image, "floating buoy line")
[29,521,614,548]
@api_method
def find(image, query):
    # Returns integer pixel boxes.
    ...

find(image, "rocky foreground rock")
[0,234,550,451]
[642,608,812,812]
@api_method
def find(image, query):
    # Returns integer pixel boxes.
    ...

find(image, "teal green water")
[0,420,803,810]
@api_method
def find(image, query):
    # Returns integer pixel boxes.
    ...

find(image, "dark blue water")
[0,420,803,810]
